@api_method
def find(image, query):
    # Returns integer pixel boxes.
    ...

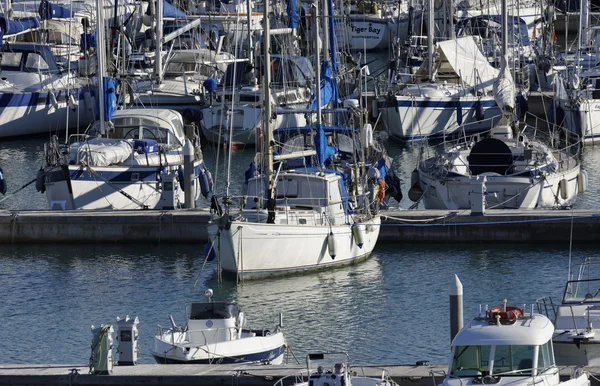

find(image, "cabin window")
[451,345,490,376]
[539,341,554,369]
[25,53,50,72]
[451,345,535,376]
[493,345,534,374]
[276,179,298,199]
[1,52,22,70]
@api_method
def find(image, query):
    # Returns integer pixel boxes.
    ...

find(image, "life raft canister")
[486,306,523,324]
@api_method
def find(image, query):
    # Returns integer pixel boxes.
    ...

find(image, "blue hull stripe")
[378,100,498,109]
[0,87,92,108]
[152,345,286,365]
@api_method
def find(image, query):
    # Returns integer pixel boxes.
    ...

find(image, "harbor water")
[1,132,600,366]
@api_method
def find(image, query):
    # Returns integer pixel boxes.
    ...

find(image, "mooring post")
[450,274,464,343]
[183,139,195,209]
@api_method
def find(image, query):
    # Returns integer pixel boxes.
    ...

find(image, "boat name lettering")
[350,24,381,35]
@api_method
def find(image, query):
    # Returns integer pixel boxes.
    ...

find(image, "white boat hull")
[0,90,95,137]
[334,17,393,51]
[207,216,381,279]
[43,163,203,210]
[152,330,286,364]
[558,99,600,145]
[378,96,501,140]
[553,339,600,366]
[200,105,308,146]
[418,166,581,210]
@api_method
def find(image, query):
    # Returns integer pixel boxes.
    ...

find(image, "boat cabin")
[87,109,187,146]
[447,306,557,383]
[185,301,243,344]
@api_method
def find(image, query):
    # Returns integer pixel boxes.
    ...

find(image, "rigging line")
[0,177,37,204]
[82,163,150,209]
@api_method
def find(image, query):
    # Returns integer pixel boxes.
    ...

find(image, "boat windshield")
[563,278,600,303]
[451,344,540,376]
[188,302,239,320]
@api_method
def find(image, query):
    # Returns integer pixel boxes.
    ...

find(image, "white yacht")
[152,289,287,364]
[41,109,211,210]
[412,116,586,210]
[445,302,590,386]
[537,258,600,366]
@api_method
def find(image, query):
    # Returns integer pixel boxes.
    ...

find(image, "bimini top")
[189,301,240,320]
[452,310,554,347]
[111,109,186,145]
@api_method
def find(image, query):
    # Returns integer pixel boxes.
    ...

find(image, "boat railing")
[523,112,581,159]
[351,365,394,382]
[534,296,559,321]
[272,370,309,386]
[156,323,240,344]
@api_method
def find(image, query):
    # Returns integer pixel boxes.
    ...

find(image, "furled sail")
[493,55,516,114]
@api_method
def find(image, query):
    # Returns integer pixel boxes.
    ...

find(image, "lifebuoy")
[486,306,523,321]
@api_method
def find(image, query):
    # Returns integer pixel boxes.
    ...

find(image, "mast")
[263,0,275,224]
[314,2,321,127]
[155,0,164,84]
[501,0,507,57]
[427,0,434,80]
[96,0,107,135]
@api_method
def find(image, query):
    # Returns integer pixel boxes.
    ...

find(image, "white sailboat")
[410,3,585,210]
[206,0,381,280]
[376,0,502,141]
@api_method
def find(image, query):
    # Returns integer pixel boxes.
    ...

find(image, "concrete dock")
[1,363,599,386]
[0,208,598,244]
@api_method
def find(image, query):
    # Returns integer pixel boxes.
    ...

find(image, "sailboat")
[206,0,381,280]
[376,0,502,141]
[409,0,585,210]
[40,0,212,210]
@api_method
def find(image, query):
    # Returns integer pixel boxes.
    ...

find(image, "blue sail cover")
[0,16,40,42]
[286,0,298,28]
[313,124,338,166]
[38,0,75,20]
[309,62,338,109]
[96,77,118,122]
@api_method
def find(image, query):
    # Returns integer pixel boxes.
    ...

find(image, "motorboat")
[444,301,590,386]
[151,289,287,364]
[537,258,600,366]
[274,352,397,386]
[411,114,586,210]
[41,108,212,210]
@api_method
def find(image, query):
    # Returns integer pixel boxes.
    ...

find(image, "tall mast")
[155,0,164,84]
[427,0,433,80]
[96,0,106,135]
[263,0,275,223]
[314,2,321,127]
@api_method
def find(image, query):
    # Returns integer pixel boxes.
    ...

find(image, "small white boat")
[537,258,600,366]
[274,352,397,386]
[151,289,287,364]
[444,302,590,386]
